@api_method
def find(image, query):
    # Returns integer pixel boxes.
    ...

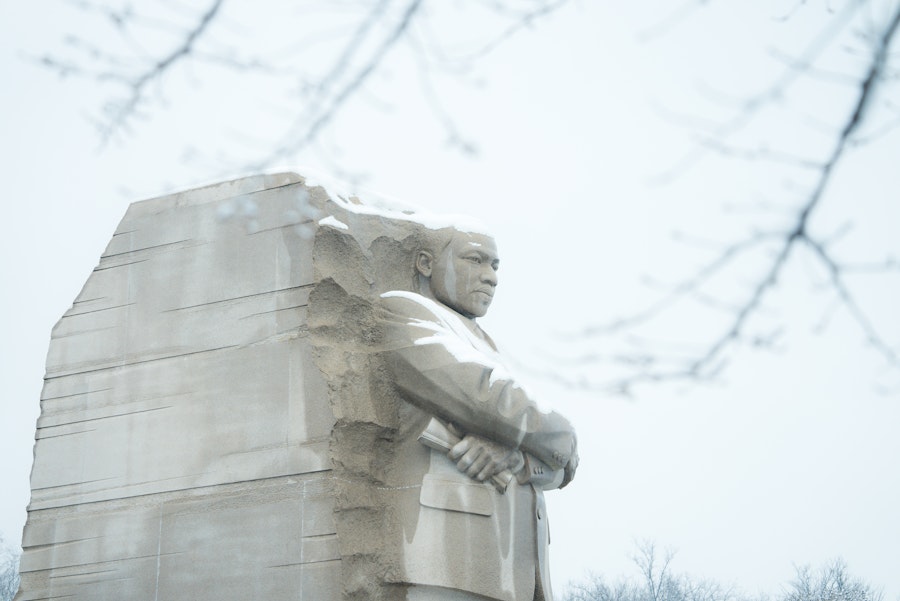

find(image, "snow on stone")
[247,167,493,235]
[318,215,348,230]
[297,171,493,235]
[381,291,551,416]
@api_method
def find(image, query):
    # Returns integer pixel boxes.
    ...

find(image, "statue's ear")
[415,251,434,277]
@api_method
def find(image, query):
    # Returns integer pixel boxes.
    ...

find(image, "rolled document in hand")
[417,417,514,494]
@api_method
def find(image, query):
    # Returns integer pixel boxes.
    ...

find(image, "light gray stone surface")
[308,197,578,601]
[18,173,340,600]
[19,173,577,601]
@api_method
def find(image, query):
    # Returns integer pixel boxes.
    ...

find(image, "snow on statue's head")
[317,187,500,319]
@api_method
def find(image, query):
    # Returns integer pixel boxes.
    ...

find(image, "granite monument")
[17,173,577,601]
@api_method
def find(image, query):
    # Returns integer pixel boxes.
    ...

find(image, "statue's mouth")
[474,289,494,298]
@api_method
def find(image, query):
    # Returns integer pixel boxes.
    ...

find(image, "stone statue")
[374,225,579,601]
[17,174,577,601]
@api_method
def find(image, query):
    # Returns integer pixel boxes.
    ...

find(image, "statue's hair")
[414,226,457,258]
[414,218,494,254]
[408,226,452,291]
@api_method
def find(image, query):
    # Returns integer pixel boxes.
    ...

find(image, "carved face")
[418,232,500,318]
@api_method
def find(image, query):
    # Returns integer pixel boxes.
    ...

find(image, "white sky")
[2,1,899,598]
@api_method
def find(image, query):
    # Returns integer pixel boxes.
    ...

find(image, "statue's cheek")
[443,261,458,301]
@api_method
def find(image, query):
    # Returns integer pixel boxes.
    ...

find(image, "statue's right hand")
[449,434,524,483]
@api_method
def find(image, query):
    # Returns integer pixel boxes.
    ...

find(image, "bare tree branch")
[92,0,224,142]
[804,237,900,366]
[693,137,825,170]
[458,0,570,62]
[250,0,424,168]
[407,28,479,154]
[651,0,865,185]
[564,547,882,601]
[568,3,900,394]
[580,232,782,337]
[0,534,20,601]
[39,0,571,169]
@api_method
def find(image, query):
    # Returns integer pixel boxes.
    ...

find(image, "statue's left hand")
[449,434,525,483]
[560,453,578,489]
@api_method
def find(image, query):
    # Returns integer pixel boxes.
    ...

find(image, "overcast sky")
[2,1,899,598]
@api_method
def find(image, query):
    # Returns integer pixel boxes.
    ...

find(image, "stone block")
[18,173,340,600]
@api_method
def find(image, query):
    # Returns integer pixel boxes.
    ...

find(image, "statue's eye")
[466,255,482,264]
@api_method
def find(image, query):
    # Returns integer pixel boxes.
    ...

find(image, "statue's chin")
[467,304,490,319]
[441,294,490,319]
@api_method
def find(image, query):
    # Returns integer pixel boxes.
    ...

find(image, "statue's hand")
[449,434,524,483]
[560,450,579,489]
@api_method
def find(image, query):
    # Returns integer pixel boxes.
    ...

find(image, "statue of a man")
[377,226,578,601]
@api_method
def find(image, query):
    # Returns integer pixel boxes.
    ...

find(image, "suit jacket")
[377,291,576,601]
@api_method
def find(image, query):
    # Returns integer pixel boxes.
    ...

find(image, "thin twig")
[99,0,224,142]
[580,232,781,337]
[459,0,570,62]
[699,1,897,374]
[804,237,900,367]
[587,3,900,392]
[252,0,424,168]
[652,0,864,185]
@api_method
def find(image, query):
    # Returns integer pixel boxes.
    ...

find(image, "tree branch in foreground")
[568,4,900,395]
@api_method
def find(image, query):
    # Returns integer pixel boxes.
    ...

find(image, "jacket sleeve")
[521,453,566,491]
[378,293,576,471]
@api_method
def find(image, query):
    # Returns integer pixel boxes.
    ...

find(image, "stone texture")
[19,173,577,601]
[307,198,577,601]
[18,173,341,600]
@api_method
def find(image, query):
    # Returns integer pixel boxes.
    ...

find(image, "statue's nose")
[482,266,498,286]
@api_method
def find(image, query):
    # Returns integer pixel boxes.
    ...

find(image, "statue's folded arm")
[378,294,576,471]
